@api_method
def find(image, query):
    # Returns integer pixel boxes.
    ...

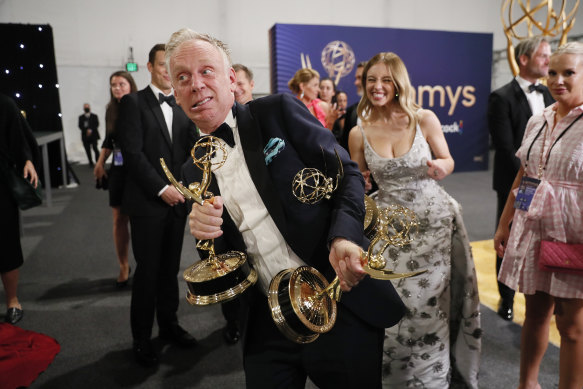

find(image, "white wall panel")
[1,0,582,161]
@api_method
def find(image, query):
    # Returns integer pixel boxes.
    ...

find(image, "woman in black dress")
[94,71,137,287]
[0,93,39,324]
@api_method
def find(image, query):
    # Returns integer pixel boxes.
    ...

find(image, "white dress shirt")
[149,84,174,196]
[202,110,305,294]
[149,84,174,141]
[516,75,546,116]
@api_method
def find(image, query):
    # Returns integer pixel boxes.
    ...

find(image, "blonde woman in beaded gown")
[349,53,481,388]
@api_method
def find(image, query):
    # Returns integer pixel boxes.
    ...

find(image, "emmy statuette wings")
[269,152,426,344]
[160,136,257,306]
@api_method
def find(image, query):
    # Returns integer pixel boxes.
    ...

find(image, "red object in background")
[0,323,60,389]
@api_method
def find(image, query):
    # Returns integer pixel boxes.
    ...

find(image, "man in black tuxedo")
[117,43,198,367]
[78,103,100,166]
[339,61,365,152]
[488,36,554,321]
[167,28,405,388]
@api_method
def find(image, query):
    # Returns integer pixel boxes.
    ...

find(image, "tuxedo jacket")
[488,79,554,194]
[78,113,100,142]
[117,87,197,218]
[182,93,406,330]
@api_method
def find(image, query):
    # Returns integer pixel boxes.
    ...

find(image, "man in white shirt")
[168,28,405,389]
[233,63,255,104]
[117,43,198,367]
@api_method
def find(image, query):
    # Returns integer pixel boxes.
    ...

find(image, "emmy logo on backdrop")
[160,136,257,306]
[268,152,425,343]
[321,40,356,86]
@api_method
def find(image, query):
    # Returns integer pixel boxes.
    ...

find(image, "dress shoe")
[5,307,23,324]
[497,300,514,321]
[223,321,240,345]
[133,339,159,367]
[159,324,197,347]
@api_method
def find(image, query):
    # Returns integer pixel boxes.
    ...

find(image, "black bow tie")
[211,122,235,147]
[529,84,545,93]
[158,93,176,107]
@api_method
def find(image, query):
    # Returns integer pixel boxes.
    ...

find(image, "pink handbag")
[538,240,583,276]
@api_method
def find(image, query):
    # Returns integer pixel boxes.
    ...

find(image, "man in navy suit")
[166,28,405,389]
[117,43,198,367]
[488,36,554,321]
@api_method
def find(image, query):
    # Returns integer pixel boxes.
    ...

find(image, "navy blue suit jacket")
[182,93,405,329]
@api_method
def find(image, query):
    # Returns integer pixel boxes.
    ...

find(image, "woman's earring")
[395,92,399,98]
[300,91,304,99]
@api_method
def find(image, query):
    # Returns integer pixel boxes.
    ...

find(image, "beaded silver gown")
[361,125,481,389]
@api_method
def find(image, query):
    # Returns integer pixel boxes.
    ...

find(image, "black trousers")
[82,138,99,164]
[129,210,186,341]
[496,190,516,305]
[243,289,384,389]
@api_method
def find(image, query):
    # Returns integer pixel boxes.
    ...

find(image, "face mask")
[84,108,90,113]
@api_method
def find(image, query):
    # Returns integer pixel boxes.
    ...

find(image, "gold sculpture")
[292,150,344,205]
[502,0,579,75]
[160,136,257,306]
[268,199,425,344]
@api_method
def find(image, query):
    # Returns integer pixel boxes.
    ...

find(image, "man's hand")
[86,129,92,137]
[161,185,185,207]
[329,238,366,292]
[189,196,224,240]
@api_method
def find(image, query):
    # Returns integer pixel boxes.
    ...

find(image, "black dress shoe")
[159,324,197,347]
[497,300,514,321]
[5,307,23,324]
[223,321,240,345]
[133,339,159,367]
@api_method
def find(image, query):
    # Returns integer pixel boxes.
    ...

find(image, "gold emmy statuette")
[268,199,426,344]
[501,0,579,76]
[160,136,257,306]
[364,195,379,239]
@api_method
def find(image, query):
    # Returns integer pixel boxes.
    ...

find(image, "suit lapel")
[511,79,533,117]
[235,103,287,235]
[144,87,172,148]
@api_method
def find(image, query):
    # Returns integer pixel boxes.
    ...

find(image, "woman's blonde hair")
[288,68,320,94]
[357,52,420,130]
[552,41,583,57]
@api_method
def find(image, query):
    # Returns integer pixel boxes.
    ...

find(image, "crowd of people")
[2,28,582,389]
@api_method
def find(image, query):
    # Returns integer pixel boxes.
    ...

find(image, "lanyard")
[525,112,583,177]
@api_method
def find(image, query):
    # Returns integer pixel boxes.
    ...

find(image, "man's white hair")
[165,28,232,77]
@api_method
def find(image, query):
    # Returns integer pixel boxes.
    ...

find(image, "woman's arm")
[94,147,112,180]
[348,125,371,191]
[494,166,524,257]
[419,109,454,180]
[23,160,38,188]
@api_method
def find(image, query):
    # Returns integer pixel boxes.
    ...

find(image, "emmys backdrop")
[269,23,493,172]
